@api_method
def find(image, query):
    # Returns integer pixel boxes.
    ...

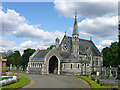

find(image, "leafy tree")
[6,50,21,67]
[7,50,13,57]
[47,45,56,49]
[102,42,119,67]
[21,48,36,69]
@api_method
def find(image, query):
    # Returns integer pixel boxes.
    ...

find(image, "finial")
[65,31,66,35]
[90,37,92,41]
[75,9,77,18]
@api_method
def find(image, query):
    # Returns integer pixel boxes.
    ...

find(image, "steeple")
[72,10,79,38]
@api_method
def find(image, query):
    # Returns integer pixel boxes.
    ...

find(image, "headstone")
[105,69,106,76]
[10,64,12,71]
[2,59,7,75]
[101,71,106,79]
[96,71,99,76]
[108,66,116,79]
[117,65,120,80]
[110,66,112,77]
[14,67,17,70]
[115,70,117,78]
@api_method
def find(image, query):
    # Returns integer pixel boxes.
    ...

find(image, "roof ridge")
[59,52,72,54]
[67,36,90,42]
[39,49,51,51]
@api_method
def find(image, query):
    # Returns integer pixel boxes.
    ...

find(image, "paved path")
[20,73,90,88]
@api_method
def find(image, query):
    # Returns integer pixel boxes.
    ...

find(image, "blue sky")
[1,1,118,54]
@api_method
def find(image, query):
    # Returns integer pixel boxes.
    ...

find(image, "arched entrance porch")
[49,56,58,74]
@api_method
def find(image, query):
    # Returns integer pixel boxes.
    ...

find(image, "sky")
[0,0,119,55]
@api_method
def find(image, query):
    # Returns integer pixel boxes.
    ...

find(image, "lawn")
[78,76,114,89]
[9,70,26,73]
[2,76,30,89]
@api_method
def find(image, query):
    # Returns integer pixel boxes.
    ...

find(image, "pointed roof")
[66,36,101,56]
[72,10,79,36]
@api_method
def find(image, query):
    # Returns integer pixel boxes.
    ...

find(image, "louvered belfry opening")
[49,56,58,74]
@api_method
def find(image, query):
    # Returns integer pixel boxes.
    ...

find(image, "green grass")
[2,76,30,89]
[9,70,26,73]
[78,76,113,88]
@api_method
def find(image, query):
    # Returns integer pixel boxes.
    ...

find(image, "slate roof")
[32,49,51,59]
[60,52,77,59]
[67,36,101,56]
[31,36,101,60]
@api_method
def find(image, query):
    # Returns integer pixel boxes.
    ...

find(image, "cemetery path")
[20,73,90,88]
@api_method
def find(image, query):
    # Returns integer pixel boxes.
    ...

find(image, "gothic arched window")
[88,56,91,60]
[96,58,99,66]
[78,64,79,69]
[71,64,73,69]
[64,64,65,69]
[80,57,82,60]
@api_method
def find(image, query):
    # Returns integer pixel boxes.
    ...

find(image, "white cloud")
[0,37,16,52]
[97,39,114,51]
[54,0,118,18]
[0,6,64,54]
[54,0,118,40]
[0,37,58,55]
[99,40,114,46]
[20,40,38,48]
[78,16,118,39]
[0,7,64,41]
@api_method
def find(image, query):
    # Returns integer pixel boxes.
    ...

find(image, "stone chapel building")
[27,13,103,75]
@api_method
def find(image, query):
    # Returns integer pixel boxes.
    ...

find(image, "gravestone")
[115,70,118,78]
[96,71,99,76]
[108,66,115,79]
[2,58,7,75]
[14,67,17,70]
[101,71,106,79]
[109,66,112,77]
[10,64,12,71]
[117,65,120,80]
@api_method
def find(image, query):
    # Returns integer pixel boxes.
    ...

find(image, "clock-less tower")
[72,11,79,57]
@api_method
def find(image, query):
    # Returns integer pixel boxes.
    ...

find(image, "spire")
[72,10,79,38]
[65,31,66,36]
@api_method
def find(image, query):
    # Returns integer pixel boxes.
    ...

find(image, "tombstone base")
[108,76,115,79]
[2,72,6,76]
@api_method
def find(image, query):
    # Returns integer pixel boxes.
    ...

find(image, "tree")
[21,48,36,69]
[102,42,119,67]
[6,50,21,67]
[47,45,56,49]
[7,50,13,57]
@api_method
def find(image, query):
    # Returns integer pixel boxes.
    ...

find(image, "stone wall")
[28,67,42,74]
[61,62,92,75]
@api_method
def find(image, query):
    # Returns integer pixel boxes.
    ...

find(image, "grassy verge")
[2,76,30,89]
[78,76,113,88]
[9,70,26,73]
